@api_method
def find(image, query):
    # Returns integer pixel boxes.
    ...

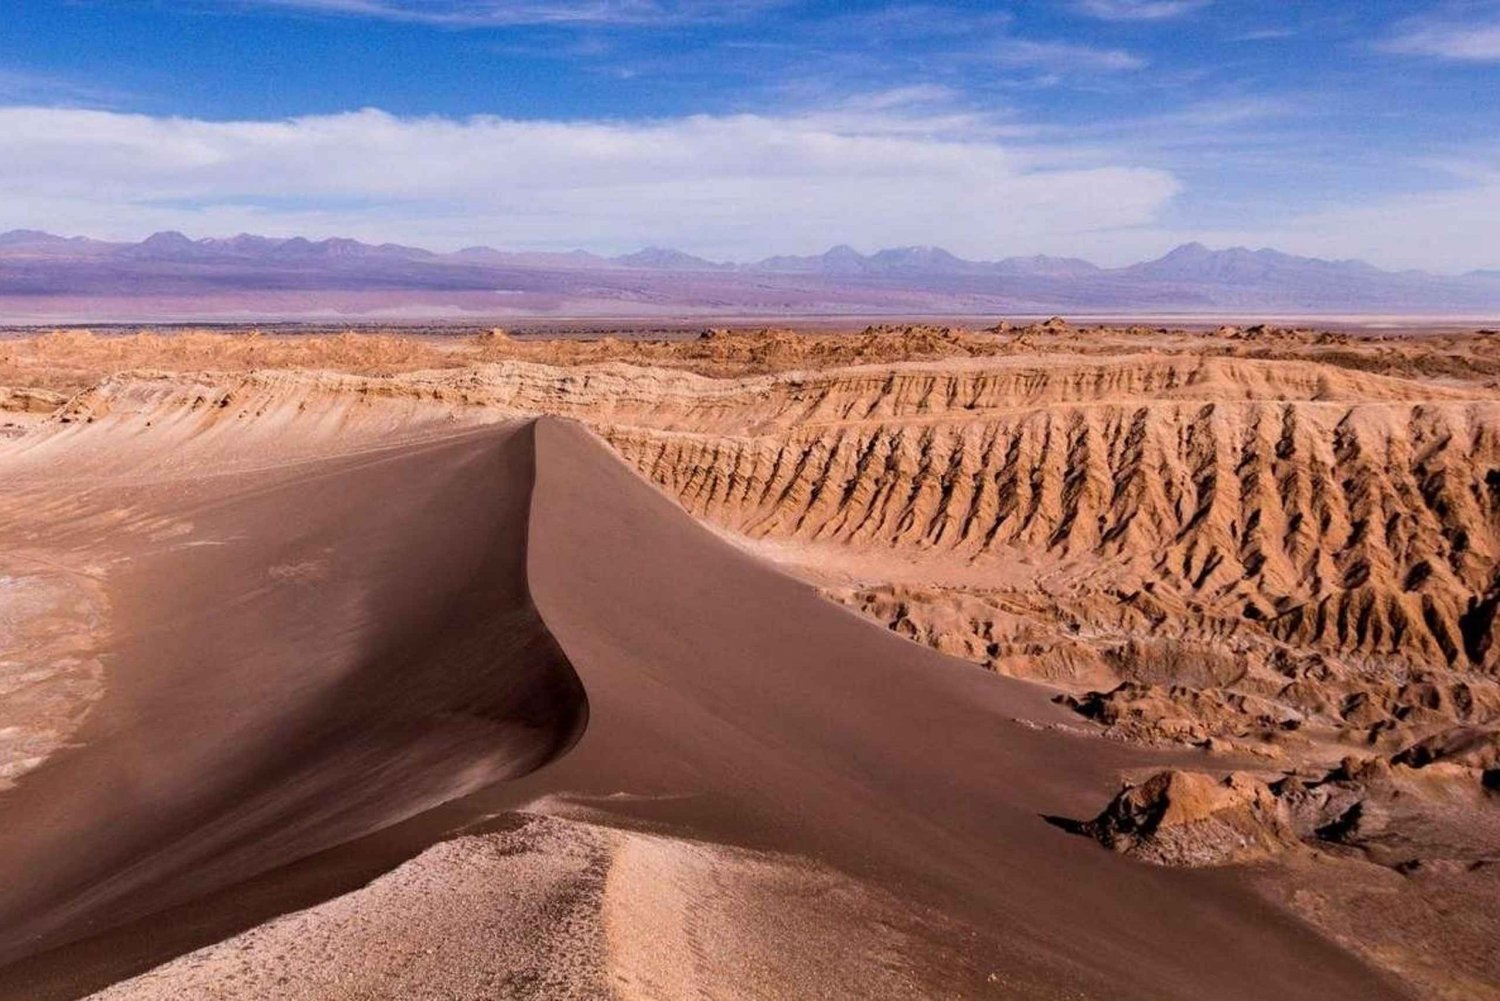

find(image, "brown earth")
[0,322,1496,998]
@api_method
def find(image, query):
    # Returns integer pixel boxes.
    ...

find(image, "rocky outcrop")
[1392,726,1500,775]
[1074,770,1300,866]
[1077,735,1500,869]
[1057,683,1301,750]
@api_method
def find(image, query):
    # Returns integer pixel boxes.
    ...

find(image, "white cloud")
[1381,19,1500,61]
[1074,0,1208,22]
[0,105,1181,260]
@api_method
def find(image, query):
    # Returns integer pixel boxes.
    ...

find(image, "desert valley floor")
[1,322,1498,1000]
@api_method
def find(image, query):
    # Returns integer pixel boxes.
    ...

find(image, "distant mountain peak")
[614,247,725,270]
[0,228,60,243]
[870,245,962,262]
[140,230,195,246]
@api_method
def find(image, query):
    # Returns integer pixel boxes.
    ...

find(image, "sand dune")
[1,326,1495,997]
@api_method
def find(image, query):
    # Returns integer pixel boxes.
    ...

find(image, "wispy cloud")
[786,86,1032,141]
[1232,27,1295,42]
[1381,16,1500,61]
[991,39,1146,72]
[0,105,1179,259]
[1074,0,1209,22]
[216,0,778,26]
[1012,96,1305,177]
[1044,96,1296,143]
[821,4,1014,39]
[0,68,125,106]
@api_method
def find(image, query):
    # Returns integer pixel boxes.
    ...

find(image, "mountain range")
[3,229,1499,321]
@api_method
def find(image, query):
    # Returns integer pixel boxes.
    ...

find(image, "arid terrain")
[1,321,1498,1000]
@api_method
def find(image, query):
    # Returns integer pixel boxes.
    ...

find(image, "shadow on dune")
[0,423,586,997]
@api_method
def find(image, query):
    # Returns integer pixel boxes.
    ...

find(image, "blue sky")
[2,0,1499,269]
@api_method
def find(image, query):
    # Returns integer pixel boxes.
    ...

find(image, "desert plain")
[1,320,1498,1000]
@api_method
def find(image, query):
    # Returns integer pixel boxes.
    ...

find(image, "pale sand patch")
[603,830,971,1001]
[88,816,614,1001]
[88,814,974,1001]
[0,560,107,789]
